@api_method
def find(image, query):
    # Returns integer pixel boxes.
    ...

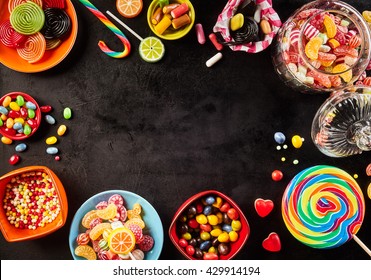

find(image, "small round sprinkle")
[281,157,286,162]
[276,145,281,150]
[55,156,60,161]
[283,144,288,149]
[293,159,299,165]
[353,174,358,179]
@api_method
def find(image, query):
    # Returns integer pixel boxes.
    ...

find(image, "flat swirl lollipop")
[16,32,46,63]
[8,0,43,12]
[0,19,27,47]
[42,8,71,39]
[282,165,370,256]
[10,1,45,35]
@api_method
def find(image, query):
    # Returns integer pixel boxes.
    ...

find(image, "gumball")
[186,245,195,256]
[272,170,283,181]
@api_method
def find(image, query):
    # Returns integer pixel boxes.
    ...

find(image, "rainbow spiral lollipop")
[78,0,131,58]
[282,165,365,249]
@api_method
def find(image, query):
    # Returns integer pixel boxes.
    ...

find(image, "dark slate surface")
[1,0,370,260]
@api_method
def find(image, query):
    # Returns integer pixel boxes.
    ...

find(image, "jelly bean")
[178,238,188,248]
[292,135,303,148]
[46,147,59,155]
[195,214,208,225]
[8,110,20,119]
[189,238,197,247]
[216,212,223,223]
[178,223,189,234]
[40,105,53,113]
[211,238,220,248]
[6,118,14,129]
[188,218,199,229]
[194,248,203,259]
[208,34,223,51]
[16,95,25,106]
[28,109,35,119]
[15,143,27,152]
[210,228,222,237]
[229,231,239,242]
[222,224,232,233]
[0,119,3,126]
[20,107,28,118]
[195,23,205,44]
[1,136,12,145]
[170,3,188,19]
[220,202,231,213]
[9,154,20,165]
[26,101,36,110]
[187,205,197,216]
[195,202,203,213]
[227,208,239,220]
[272,169,283,181]
[13,122,22,130]
[260,19,272,34]
[230,13,244,31]
[27,119,38,128]
[14,117,24,124]
[0,106,8,115]
[9,102,20,111]
[274,132,286,144]
[199,240,211,251]
[231,220,242,231]
[1,114,7,121]
[217,232,230,243]
[63,107,72,120]
[200,223,212,232]
[4,127,16,136]
[218,243,230,255]
[200,231,211,241]
[203,252,218,260]
[45,114,56,125]
[46,136,58,145]
[207,214,218,226]
[56,125,67,137]
[205,196,215,205]
[23,124,31,135]
[222,212,231,224]
[203,205,212,215]
[2,96,11,107]
[182,232,192,240]
[212,197,223,208]
[186,245,195,256]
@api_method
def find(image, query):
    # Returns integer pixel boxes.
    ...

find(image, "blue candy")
[222,224,233,233]
[13,122,23,130]
[45,114,56,125]
[274,132,286,144]
[15,143,27,152]
[203,205,212,216]
[205,196,215,205]
[199,240,211,251]
[0,106,8,115]
[25,101,37,110]
[46,147,59,155]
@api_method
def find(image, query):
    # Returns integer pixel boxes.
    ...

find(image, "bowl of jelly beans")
[169,190,250,260]
[0,166,68,242]
[69,190,164,260]
[147,0,195,40]
[0,92,42,140]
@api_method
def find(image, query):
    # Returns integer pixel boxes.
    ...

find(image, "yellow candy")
[230,13,244,31]
[196,214,208,225]
[216,212,223,224]
[89,222,112,240]
[229,231,239,242]
[292,135,303,148]
[367,182,371,199]
[210,228,222,237]
[212,197,223,208]
[96,203,117,220]
[132,203,142,215]
[217,232,230,243]
[333,63,352,83]
[46,136,58,145]
[57,125,67,136]
[2,96,11,107]
[362,11,371,22]
[9,102,20,111]
[207,214,219,226]
[305,37,323,60]
[182,232,192,240]
[1,114,7,121]
[208,246,217,253]
[1,136,12,145]
[231,220,242,231]
[324,15,337,38]
[14,117,24,125]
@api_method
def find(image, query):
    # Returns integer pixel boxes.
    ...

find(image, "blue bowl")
[69,190,164,260]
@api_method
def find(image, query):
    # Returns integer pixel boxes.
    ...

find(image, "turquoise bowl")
[69,190,164,260]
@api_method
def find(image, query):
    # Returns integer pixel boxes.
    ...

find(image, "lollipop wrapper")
[213,0,282,53]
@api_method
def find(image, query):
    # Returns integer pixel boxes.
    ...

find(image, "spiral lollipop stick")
[78,0,131,58]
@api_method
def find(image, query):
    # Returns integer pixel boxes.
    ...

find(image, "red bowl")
[169,190,250,260]
[0,92,41,140]
[0,166,68,242]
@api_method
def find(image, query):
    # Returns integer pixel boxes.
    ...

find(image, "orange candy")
[108,228,136,254]
[323,15,337,38]
[116,0,143,18]
[305,37,322,60]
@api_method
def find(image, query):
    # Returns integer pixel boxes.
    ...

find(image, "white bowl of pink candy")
[69,190,164,260]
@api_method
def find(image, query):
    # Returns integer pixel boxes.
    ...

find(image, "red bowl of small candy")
[169,190,250,260]
[0,92,42,140]
[0,166,68,242]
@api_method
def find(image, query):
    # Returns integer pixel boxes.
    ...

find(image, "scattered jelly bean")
[206,52,223,67]
[274,132,286,144]
[1,136,12,145]
[63,107,72,119]
[46,136,58,145]
[272,170,283,181]
[25,101,36,110]
[220,202,230,213]
[292,135,303,148]
[231,220,242,231]
[200,231,211,241]
[46,147,59,155]
[57,124,67,136]
[195,23,205,44]
[15,143,27,152]
[23,124,31,135]
[207,214,219,225]
[16,95,25,106]
[45,114,56,125]
[40,105,53,113]
[195,214,208,225]
[0,106,8,115]
[210,228,222,237]
[9,154,20,165]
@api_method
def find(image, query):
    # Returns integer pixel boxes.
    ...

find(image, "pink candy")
[303,24,319,39]
[195,23,205,44]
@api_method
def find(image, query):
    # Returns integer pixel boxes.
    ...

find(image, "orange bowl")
[169,190,250,260]
[0,0,78,73]
[0,92,42,140]
[0,166,68,242]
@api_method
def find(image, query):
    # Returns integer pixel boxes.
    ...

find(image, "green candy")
[10,2,45,35]
[23,124,32,135]
[28,109,35,119]
[0,119,3,127]
[63,107,72,120]
[16,95,25,106]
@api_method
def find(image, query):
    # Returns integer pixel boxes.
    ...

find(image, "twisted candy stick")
[282,165,370,255]
[79,0,130,58]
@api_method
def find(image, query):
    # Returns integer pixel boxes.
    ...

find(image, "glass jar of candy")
[311,85,371,157]
[272,0,371,93]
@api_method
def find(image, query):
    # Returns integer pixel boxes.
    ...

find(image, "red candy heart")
[262,232,281,252]
[254,198,274,218]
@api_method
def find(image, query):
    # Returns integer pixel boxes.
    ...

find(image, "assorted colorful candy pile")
[2,171,61,230]
[282,9,364,89]
[175,195,243,260]
[74,194,154,260]
[151,0,192,35]
[0,0,71,63]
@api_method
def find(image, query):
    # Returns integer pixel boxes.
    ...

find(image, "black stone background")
[0,0,370,260]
